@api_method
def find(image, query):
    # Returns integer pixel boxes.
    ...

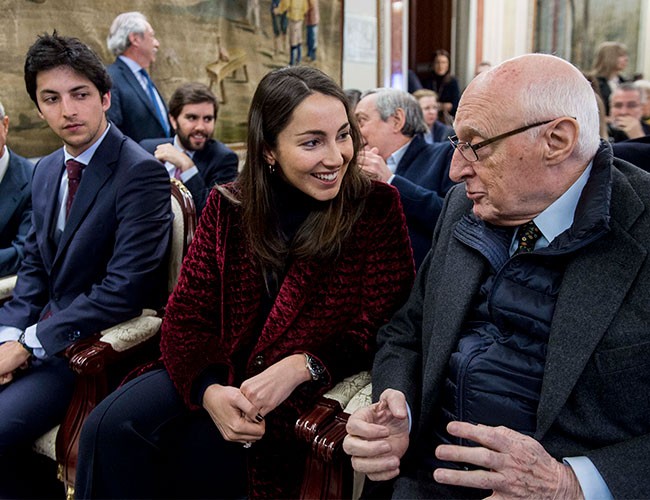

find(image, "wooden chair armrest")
[67,311,162,375]
[296,397,341,443]
[296,371,371,443]
[297,372,373,499]
[313,412,351,463]
[299,409,354,499]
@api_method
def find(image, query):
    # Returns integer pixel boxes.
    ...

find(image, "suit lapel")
[117,59,160,121]
[38,151,65,268]
[192,146,209,170]
[536,170,646,439]
[395,135,425,177]
[54,127,121,264]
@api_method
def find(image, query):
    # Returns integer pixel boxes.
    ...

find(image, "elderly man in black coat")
[345,54,650,499]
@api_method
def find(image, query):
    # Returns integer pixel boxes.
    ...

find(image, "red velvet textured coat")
[160,180,415,498]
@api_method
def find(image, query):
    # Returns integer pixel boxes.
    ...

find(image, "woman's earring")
[267,163,276,175]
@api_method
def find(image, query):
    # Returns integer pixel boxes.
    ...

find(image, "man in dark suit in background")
[106,11,171,143]
[0,33,171,497]
[355,88,454,268]
[344,54,650,499]
[0,99,34,278]
[140,83,238,216]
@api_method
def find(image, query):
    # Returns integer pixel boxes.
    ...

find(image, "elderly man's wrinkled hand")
[433,422,584,500]
[343,389,410,481]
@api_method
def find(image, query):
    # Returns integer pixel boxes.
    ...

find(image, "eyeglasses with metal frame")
[448,118,561,162]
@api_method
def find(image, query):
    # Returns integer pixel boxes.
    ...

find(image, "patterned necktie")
[140,68,171,137]
[514,220,542,255]
[66,159,85,219]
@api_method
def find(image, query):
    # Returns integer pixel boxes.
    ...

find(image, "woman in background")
[590,41,629,116]
[422,49,461,119]
[75,66,415,499]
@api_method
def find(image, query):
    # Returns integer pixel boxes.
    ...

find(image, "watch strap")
[18,332,34,357]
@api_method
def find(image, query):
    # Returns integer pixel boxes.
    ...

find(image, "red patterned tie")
[66,159,85,219]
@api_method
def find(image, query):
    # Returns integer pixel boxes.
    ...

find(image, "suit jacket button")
[253,355,264,367]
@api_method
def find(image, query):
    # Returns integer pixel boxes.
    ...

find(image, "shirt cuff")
[0,325,22,344]
[180,166,199,183]
[387,174,396,185]
[563,456,614,500]
[24,323,46,359]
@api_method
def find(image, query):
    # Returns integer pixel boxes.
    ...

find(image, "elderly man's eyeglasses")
[448,118,557,162]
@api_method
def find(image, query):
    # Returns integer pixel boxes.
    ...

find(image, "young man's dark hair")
[24,31,112,109]
[167,82,218,120]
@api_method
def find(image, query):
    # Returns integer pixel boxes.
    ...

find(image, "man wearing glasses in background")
[608,82,650,142]
[344,53,650,499]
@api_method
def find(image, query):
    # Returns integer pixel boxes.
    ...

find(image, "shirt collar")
[64,123,111,166]
[119,55,144,75]
[534,162,593,245]
[386,139,412,174]
[173,135,195,159]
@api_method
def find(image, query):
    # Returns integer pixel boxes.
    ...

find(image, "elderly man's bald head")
[450,54,603,226]
[461,54,600,160]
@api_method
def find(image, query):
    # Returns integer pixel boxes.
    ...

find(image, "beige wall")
[343,0,378,91]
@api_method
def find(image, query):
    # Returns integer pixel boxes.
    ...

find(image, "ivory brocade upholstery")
[321,370,371,409]
[168,191,188,291]
[0,275,17,301]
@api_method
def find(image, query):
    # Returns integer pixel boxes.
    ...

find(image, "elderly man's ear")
[390,108,406,133]
[544,117,580,165]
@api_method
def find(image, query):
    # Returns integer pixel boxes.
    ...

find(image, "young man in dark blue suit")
[0,33,171,496]
[106,11,171,143]
[355,88,454,268]
[0,100,34,277]
[140,83,239,217]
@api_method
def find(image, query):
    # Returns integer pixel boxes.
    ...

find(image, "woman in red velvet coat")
[75,66,415,499]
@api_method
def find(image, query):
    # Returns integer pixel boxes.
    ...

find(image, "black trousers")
[75,368,247,499]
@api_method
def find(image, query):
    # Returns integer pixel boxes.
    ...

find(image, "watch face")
[307,355,325,380]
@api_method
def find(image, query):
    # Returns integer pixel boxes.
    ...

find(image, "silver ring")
[243,441,252,448]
